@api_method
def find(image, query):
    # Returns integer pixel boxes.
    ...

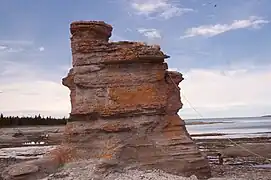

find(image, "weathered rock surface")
[61,20,211,178]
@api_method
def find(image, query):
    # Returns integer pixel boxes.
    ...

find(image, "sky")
[0,0,271,119]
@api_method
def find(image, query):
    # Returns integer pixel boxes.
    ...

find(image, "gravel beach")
[1,136,270,180]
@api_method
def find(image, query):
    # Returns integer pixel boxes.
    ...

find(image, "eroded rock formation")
[61,21,211,178]
[1,21,211,180]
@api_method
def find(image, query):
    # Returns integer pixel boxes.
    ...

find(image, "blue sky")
[0,0,271,119]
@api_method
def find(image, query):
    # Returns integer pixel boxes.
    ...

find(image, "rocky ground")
[1,159,270,180]
[1,136,270,180]
[1,160,270,180]
[211,164,271,180]
[39,159,271,180]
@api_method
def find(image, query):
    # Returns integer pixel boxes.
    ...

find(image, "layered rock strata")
[61,21,211,178]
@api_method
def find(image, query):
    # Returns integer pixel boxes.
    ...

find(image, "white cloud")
[137,28,162,39]
[0,40,36,54]
[0,45,8,50]
[0,40,33,46]
[181,16,269,39]
[0,81,70,116]
[125,28,133,32]
[6,48,24,53]
[0,45,23,54]
[0,47,23,54]
[0,40,47,54]
[0,61,70,118]
[39,47,45,52]
[130,0,194,19]
[178,66,271,119]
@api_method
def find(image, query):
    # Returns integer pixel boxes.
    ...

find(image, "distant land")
[261,115,271,118]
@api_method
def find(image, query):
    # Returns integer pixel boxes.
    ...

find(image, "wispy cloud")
[130,0,194,19]
[181,16,269,39]
[6,48,24,53]
[137,28,162,39]
[0,47,24,54]
[0,45,8,50]
[0,40,30,54]
[0,40,33,46]
[0,40,46,54]
[39,47,45,52]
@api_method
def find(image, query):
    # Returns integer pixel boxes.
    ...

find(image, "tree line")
[0,113,67,127]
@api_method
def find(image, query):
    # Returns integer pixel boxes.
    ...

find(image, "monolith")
[61,21,211,178]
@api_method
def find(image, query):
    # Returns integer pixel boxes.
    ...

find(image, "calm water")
[185,117,271,139]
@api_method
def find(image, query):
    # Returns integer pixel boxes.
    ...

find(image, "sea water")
[184,117,271,139]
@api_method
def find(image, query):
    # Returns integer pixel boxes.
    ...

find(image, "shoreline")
[1,121,270,179]
[1,136,270,179]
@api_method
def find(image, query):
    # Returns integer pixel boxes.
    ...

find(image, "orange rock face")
[62,21,211,178]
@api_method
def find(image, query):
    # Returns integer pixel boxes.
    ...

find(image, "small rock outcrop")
[62,21,211,178]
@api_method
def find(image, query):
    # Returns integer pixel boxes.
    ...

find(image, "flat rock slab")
[7,163,39,176]
[0,126,64,148]
[0,146,56,160]
[0,126,64,135]
[221,143,271,158]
